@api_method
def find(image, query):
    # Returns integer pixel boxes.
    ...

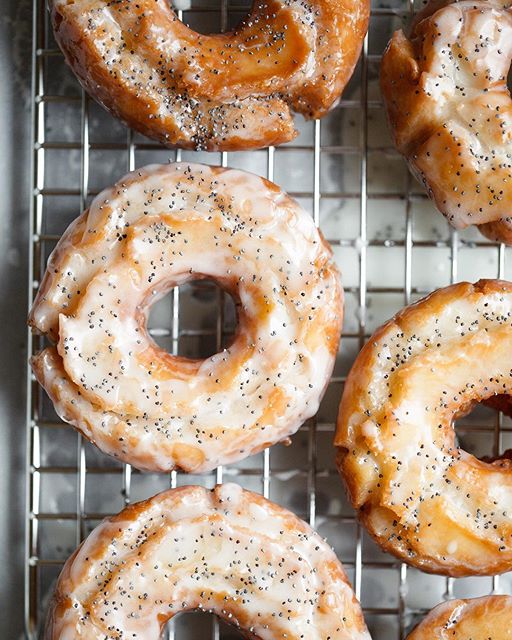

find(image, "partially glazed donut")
[406,596,512,639]
[45,484,371,640]
[336,280,512,576]
[50,0,370,151]
[29,163,342,473]
[381,0,512,243]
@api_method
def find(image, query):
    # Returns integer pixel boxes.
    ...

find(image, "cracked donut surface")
[406,595,512,639]
[49,0,369,150]
[381,0,512,243]
[335,280,512,576]
[29,163,342,473]
[44,484,371,640]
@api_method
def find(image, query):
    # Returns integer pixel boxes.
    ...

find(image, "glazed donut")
[406,596,512,639]
[45,483,371,640]
[335,280,512,576]
[381,0,512,243]
[49,0,370,151]
[29,163,342,473]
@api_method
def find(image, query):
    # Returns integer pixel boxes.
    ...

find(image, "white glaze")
[406,596,512,639]
[49,0,369,150]
[45,485,371,640]
[336,281,512,576]
[381,0,512,240]
[30,163,342,472]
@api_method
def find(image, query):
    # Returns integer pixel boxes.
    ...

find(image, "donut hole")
[169,0,252,35]
[167,611,252,637]
[453,398,511,462]
[147,279,238,359]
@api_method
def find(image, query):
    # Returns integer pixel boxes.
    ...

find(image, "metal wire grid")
[25,0,512,638]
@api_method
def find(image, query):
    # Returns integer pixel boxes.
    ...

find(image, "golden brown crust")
[336,280,512,576]
[479,218,512,245]
[49,0,370,151]
[406,596,512,639]
[44,485,371,640]
[381,0,512,243]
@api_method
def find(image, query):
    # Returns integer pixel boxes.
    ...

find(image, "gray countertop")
[0,0,31,635]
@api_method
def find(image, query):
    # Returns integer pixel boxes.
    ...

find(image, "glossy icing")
[381,0,512,243]
[49,0,369,150]
[336,280,512,576]
[406,596,512,639]
[30,163,343,472]
[44,484,371,640]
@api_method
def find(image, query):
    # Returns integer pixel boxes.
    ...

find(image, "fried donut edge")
[335,279,512,576]
[44,484,371,640]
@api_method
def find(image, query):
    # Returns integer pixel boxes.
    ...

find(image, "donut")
[335,279,512,576]
[29,163,342,473]
[49,0,370,151]
[44,483,371,640]
[380,0,512,243]
[406,595,512,639]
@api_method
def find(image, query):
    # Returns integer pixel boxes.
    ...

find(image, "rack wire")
[26,0,512,637]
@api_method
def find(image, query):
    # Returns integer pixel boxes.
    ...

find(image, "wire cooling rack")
[26,0,512,637]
